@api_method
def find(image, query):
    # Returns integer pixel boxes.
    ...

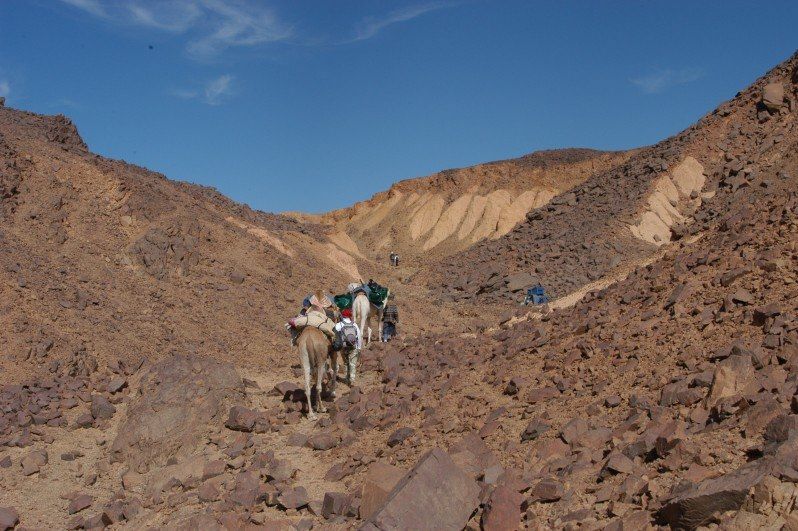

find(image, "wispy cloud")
[630,67,704,94]
[127,2,202,33]
[351,2,449,42]
[58,0,292,59]
[0,80,9,99]
[59,0,107,18]
[171,74,235,105]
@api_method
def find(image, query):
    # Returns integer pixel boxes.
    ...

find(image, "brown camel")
[297,326,334,420]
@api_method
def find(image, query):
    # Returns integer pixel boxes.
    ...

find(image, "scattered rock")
[481,485,523,531]
[0,507,19,531]
[67,494,93,515]
[387,427,415,447]
[360,461,408,520]
[762,83,785,112]
[110,354,245,472]
[277,486,309,510]
[362,448,479,530]
[322,492,351,519]
[90,395,116,420]
[308,432,338,451]
[225,406,257,432]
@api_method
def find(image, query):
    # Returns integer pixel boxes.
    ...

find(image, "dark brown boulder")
[481,485,523,531]
[224,406,257,432]
[20,449,47,476]
[362,448,479,530]
[308,432,338,451]
[90,395,116,420]
[0,507,19,530]
[107,377,127,394]
[74,412,94,429]
[277,486,309,510]
[67,494,93,514]
[656,443,797,529]
[387,427,415,447]
[110,354,245,472]
[521,419,549,442]
[322,492,351,519]
[360,461,407,520]
[560,418,588,444]
[529,478,564,502]
[763,414,798,443]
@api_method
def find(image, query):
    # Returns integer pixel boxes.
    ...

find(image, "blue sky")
[1,1,796,213]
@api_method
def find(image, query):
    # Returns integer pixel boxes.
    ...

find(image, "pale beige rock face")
[629,156,705,245]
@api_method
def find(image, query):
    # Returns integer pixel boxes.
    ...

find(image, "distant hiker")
[394,253,400,267]
[389,252,396,266]
[382,301,399,342]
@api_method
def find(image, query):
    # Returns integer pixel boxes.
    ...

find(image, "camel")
[352,291,385,346]
[297,327,333,420]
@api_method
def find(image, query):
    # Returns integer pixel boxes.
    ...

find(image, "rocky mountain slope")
[0,107,374,383]
[315,148,632,263]
[0,51,797,530]
[427,52,796,303]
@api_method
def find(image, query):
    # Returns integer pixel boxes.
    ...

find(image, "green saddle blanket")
[333,286,389,310]
[368,286,389,308]
[333,293,353,309]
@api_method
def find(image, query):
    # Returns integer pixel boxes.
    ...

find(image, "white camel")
[349,282,385,346]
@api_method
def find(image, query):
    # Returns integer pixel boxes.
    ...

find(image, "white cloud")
[58,0,291,59]
[630,68,704,94]
[0,80,9,98]
[172,74,235,105]
[351,2,449,42]
[126,2,202,33]
[187,0,291,59]
[58,1,457,54]
[59,0,106,18]
[203,73,234,104]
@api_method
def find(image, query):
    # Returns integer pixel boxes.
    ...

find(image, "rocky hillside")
[0,52,796,530]
[317,148,632,263]
[428,51,798,304]
[0,106,367,382]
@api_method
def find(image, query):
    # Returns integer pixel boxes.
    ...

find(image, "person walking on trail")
[382,300,399,342]
[333,309,362,384]
[334,310,362,350]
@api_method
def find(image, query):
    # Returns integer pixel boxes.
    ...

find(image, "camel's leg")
[378,309,384,342]
[316,361,327,413]
[329,351,338,398]
[301,348,316,420]
[359,311,369,347]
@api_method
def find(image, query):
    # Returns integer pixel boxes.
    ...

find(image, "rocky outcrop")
[110,353,245,472]
[362,448,480,530]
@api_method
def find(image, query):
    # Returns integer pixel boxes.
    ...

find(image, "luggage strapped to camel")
[334,280,390,310]
[290,310,336,343]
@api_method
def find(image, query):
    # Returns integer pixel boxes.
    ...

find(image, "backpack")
[339,321,359,348]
